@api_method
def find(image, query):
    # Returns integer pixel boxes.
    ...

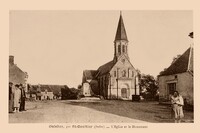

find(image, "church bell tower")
[113,12,129,63]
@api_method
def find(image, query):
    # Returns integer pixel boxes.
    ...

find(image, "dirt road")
[9,100,193,123]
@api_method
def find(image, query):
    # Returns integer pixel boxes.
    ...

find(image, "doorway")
[167,82,176,99]
[121,88,127,98]
[120,84,129,99]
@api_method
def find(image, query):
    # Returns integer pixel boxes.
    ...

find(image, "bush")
[61,86,80,100]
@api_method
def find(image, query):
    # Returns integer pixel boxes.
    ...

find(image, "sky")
[9,10,193,88]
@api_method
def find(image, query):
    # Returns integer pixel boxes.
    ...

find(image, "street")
[9,100,194,123]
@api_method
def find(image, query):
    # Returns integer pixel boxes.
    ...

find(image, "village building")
[158,32,193,105]
[41,89,54,100]
[82,13,140,100]
[82,70,97,96]
[34,85,55,100]
[29,84,62,100]
[9,55,28,90]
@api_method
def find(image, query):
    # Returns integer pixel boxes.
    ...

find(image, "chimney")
[9,55,14,65]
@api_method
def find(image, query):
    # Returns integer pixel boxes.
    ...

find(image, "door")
[121,88,127,98]
[167,83,176,99]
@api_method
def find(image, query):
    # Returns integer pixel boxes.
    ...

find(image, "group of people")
[171,91,184,123]
[9,81,185,122]
[9,82,26,113]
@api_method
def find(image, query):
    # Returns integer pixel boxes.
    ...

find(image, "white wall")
[41,92,54,100]
[158,72,193,105]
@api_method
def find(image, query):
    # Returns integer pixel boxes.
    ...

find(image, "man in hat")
[13,84,21,113]
[9,82,14,113]
[19,84,26,111]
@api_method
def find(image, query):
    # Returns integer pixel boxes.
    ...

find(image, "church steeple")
[114,12,129,62]
[114,12,128,42]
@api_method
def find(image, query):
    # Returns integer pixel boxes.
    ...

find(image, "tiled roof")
[9,64,27,84]
[31,85,64,95]
[83,70,98,80]
[159,47,193,76]
[115,14,128,41]
[97,60,115,76]
[39,85,53,92]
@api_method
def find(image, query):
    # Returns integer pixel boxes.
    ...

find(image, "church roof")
[97,60,115,76]
[83,70,98,80]
[159,47,193,76]
[115,14,128,41]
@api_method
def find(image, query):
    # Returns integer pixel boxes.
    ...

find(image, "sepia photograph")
[8,10,193,123]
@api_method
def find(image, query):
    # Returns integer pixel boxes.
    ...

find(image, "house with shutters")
[158,32,194,105]
[82,13,140,100]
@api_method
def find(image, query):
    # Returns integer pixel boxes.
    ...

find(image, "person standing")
[9,82,14,113]
[13,84,21,113]
[19,84,26,111]
[171,91,184,123]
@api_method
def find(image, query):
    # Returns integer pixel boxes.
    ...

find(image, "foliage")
[77,84,82,90]
[139,74,159,101]
[61,85,80,100]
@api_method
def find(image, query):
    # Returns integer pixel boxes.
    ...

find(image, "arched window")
[114,71,117,77]
[122,70,126,77]
[122,45,125,53]
[118,45,121,54]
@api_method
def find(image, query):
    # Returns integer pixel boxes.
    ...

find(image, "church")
[82,13,140,100]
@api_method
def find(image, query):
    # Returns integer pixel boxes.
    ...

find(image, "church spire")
[114,12,128,42]
[113,12,129,62]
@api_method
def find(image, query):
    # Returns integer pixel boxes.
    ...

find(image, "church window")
[118,45,121,54]
[105,76,107,87]
[122,70,126,77]
[122,45,125,53]
[114,71,116,77]
[121,59,125,64]
[100,78,102,88]
[102,77,104,88]
[104,76,106,88]
[99,78,101,89]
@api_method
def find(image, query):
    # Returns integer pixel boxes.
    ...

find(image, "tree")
[61,85,70,100]
[77,84,82,90]
[61,85,80,100]
[139,74,158,101]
